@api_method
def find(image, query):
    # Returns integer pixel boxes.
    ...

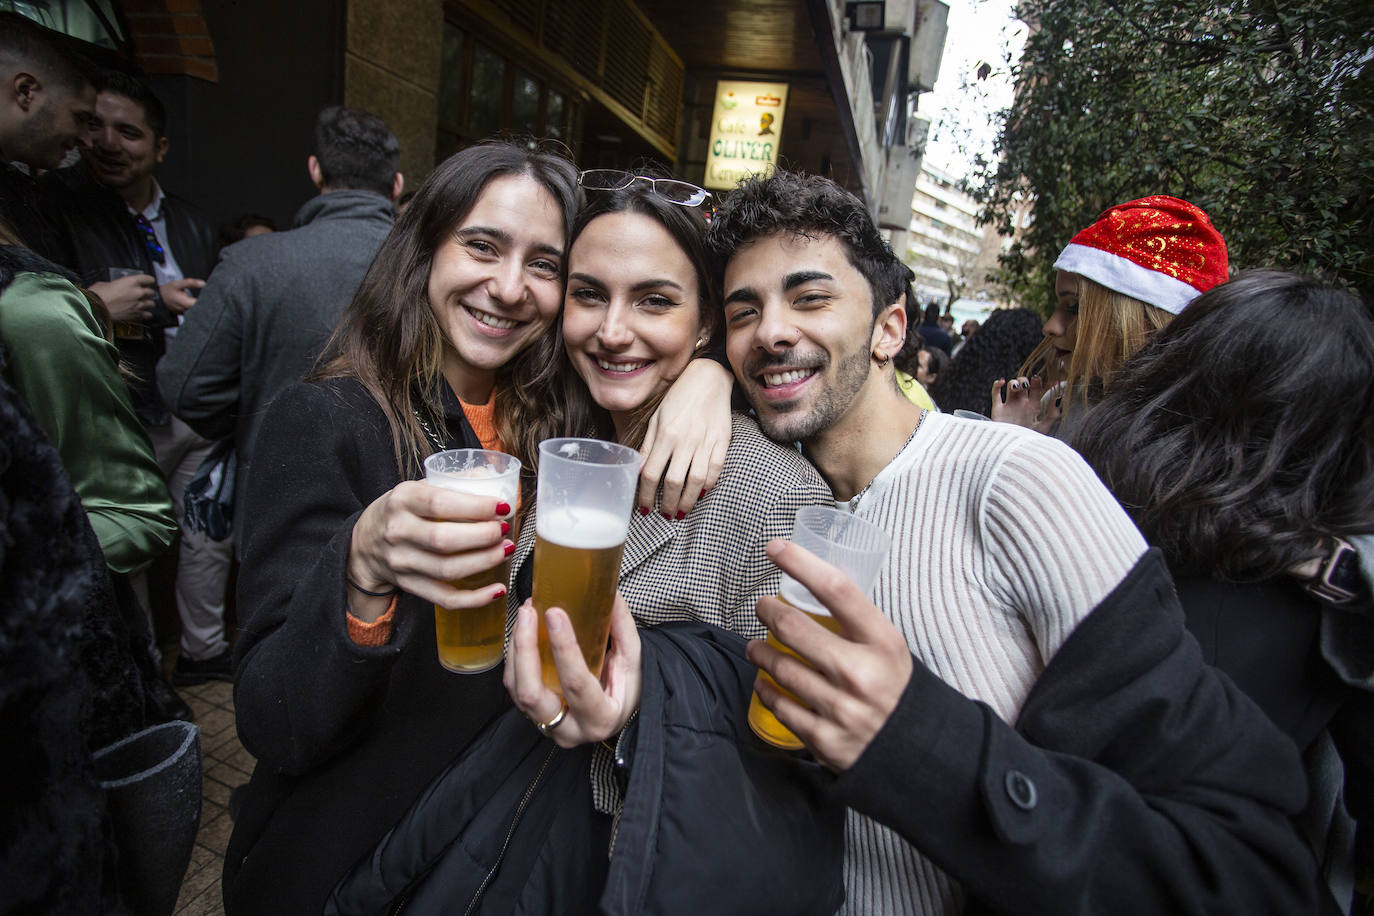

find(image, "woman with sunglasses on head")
[500,172,832,749]
[223,147,733,915]
[1074,270,1374,912]
[992,196,1228,439]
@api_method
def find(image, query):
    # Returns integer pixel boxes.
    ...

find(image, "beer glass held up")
[423,448,521,673]
[531,437,641,694]
[748,506,892,750]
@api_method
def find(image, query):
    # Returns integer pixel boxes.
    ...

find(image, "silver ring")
[535,701,568,737]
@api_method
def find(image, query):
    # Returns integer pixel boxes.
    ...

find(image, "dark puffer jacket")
[0,250,154,913]
[326,622,846,915]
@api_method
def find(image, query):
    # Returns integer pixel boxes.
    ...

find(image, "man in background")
[159,105,401,547]
[51,70,229,685]
[0,13,93,256]
[915,301,951,354]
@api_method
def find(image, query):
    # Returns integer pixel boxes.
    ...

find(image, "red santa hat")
[1053,196,1229,314]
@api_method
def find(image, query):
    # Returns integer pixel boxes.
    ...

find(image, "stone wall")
[344,0,444,188]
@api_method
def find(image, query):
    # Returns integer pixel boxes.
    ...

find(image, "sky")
[916,0,1028,182]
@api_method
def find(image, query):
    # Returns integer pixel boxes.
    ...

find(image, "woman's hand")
[346,480,512,620]
[991,377,1061,434]
[990,376,1040,428]
[504,595,642,748]
[640,358,732,519]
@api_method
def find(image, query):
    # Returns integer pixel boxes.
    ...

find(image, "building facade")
[905,160,1001,306]
[17,0,948,231]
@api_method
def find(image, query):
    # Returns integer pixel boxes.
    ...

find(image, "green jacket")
[0,258,175,572]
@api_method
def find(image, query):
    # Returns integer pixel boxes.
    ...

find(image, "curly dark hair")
[1075,270,1374,582]
[926,308,1043,415]
[704,169,912,318]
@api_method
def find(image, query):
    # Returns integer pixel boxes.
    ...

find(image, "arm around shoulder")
[717,416,833,621]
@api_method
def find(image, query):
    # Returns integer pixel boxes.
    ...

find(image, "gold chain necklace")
[414,407,449,450]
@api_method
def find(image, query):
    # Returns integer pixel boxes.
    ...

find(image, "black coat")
[325,622,846,916]
[0,249,169,913]
[1176,575,1370,913]
[831,550,1320,915]
[43,166,217,424]
[224,377,510,916]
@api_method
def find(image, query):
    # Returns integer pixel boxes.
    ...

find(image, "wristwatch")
[1288,537,1363,606]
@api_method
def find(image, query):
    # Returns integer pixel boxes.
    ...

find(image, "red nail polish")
[699,490,707,499]
[662,511,672,520]
[675,510,685,520]
[503,542,515,556]
[493,587,506,599]
[639,506,650,515]
[496,501,511,516]
[500,520,510,536]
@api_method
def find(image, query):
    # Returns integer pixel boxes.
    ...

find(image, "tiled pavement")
[171,678,251,916]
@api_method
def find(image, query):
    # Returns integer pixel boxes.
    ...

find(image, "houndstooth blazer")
[509,412,834,639]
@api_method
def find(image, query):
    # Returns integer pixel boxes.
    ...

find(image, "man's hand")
[89,274,156,324]
[747,539,912,771]
[160,277,206,314]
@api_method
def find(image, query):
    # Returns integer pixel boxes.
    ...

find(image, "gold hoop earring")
[694,338,707,352]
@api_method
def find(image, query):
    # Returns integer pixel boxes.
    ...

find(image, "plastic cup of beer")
[531,437,640,695]
[748,506,892,750]
[423,448,521,674]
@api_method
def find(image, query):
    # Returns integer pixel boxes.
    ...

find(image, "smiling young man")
[706,170,1320,914]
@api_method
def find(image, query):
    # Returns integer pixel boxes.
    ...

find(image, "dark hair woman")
[925,307,1043,416]
[225,144,730,914]
[501,175,831,747]
[1074,270,1374,910]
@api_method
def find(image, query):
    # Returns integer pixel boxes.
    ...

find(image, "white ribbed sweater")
[837,411,1147,915]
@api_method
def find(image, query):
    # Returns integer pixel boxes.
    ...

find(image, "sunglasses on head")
[577,169,712,209]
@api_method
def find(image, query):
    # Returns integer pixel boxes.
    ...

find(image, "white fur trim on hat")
[1053,243,1202,315]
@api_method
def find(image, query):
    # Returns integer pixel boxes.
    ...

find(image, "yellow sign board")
[704,80,789,191]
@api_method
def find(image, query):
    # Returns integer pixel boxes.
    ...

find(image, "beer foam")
[780,575,831,617]
[427,466,518,502]
[536,506,627,549]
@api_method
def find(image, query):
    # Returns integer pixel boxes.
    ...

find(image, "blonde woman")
[992,196,1227,438]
